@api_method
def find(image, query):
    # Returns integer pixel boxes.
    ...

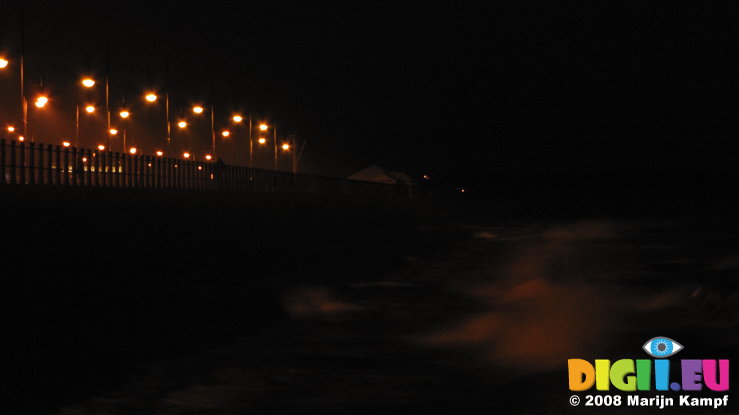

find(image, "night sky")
[2,1,738,183]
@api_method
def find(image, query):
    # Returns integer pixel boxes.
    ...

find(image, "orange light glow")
[232,115,243,123]
[62,141,71,147]
[205,154,212,161]
[281,143,290,151]
[197,165,203,170]
[97,145,106,151]
[258,137,266,144]
[85,105,96,113]
[145,93,158,102]
[221,130,230,137]
[193,105,204,114]
[18,136,25,142]
[183,152,191,159]
[81,78,95,88]
[119,110,130,118]
[109,128,118,135]
[156,150,164,157]
[82,157,88,162]
[258,123,268,131]
[0,58,8,69]
[177,121,187,129]
[7,126,15,133]
[35,96,48,108]
[129,147,137,155]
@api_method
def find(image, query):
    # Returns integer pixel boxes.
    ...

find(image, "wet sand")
[29,215,738,414]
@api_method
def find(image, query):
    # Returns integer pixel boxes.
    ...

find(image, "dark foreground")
[2,184,738,414]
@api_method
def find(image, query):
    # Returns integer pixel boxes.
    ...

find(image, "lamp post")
[192,104,217,159]
[77,77,96,147]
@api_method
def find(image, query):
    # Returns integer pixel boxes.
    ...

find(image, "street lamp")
[0,58,8,69]
[34,95,48,108]
[145,91,171,150]
[178,120,187,129]
[191,104,217,159]
[81,78,95,88]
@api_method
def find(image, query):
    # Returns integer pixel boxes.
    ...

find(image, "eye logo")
[642,336,683,358]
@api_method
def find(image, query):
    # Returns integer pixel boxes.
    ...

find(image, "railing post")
[0,139,5,185]
[19,141,26,184]
[28,142,36,185]
[53,145,61,185]
[45,144,52,185]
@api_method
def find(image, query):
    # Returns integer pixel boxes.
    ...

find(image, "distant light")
[0,58,8,69]
[232,115,243,123]
[62,141,71,147]
[97,145,106,151]
[145,93,158,102]
[119,110,130,118]
[221,130,230,137]
[197,165,203,170]
[82,157,88,162]
[18,136,25,142]
[258,123,268,131]
[129,147,137,155]
[85,105,96,113]
[177,121,187,129]
[7,126,15,133]
[422,174,430,180]
[81,78,95,88]
[183,152,191,159]
[205,154,212,160]
[193,105,204,114]
[155,150,164,157]
[109,128,118,135]
[258,137,266,144]
[460,188,465,193]
[147,162,152,167]
[281,143,290,151]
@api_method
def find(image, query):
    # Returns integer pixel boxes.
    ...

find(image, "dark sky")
[2,1,738,182]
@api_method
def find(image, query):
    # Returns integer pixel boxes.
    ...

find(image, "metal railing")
[0,139,411,199]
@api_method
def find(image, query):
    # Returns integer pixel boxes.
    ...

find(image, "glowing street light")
[193,105,204,114]
[145,93,158,102]
[258,137,266,144]
[97,144,106,151]
[156,150,164,157]
[259,123,268,131]
[18,136,25,142]
[81,78,95,88]
[221,130,230,137]
[119,110,130,119]
[109,128,118,135]
[7,126,15,133]
[232,115,243,123]
[129,147,137,155]
[281,143,290,151]
[34,96,48,108]
[177,120,187,129]
[0,58,8,69]
[183,152,191,159]
[85,105,96,113]
[62,140,71,147]
[205,154,212,161]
